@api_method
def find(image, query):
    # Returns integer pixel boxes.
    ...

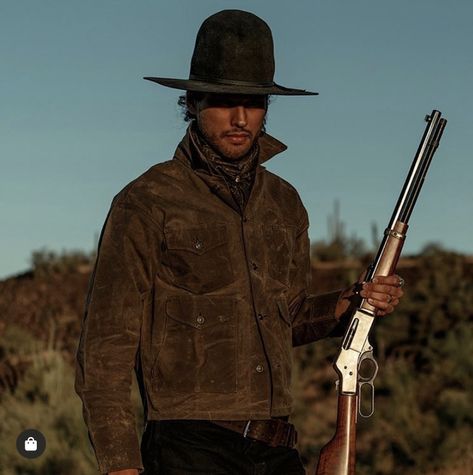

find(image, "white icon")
[24,437,37,451]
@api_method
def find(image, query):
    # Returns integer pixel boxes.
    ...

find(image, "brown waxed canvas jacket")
[75,127,347,474]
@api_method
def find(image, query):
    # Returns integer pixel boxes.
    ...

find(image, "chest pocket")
[262,224,296,286]
[163,223,235,293]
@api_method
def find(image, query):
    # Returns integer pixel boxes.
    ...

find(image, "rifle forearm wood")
[361,220,408,314]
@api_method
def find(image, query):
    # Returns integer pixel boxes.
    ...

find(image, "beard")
[197,122,259,161]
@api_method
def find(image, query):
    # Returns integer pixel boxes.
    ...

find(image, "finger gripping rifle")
[315,110,447,475]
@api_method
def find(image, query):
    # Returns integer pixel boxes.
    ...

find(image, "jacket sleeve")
[288,206,348,347]
[75,196,159,474]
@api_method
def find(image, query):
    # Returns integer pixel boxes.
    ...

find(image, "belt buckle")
[243,420,252,438]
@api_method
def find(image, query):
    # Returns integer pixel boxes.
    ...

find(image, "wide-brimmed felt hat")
[144,10,317,96]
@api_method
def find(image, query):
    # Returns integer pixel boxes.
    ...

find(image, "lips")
[225,133,250,144]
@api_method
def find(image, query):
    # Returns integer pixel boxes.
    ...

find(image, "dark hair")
[177,92,206,122]
[177,92,271,128]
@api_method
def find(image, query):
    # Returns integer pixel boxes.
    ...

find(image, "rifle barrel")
[366,110,447,282]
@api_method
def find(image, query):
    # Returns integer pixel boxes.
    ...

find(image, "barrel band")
[384,228,406,240]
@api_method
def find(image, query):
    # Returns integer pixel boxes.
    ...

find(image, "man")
[75,10,404,475]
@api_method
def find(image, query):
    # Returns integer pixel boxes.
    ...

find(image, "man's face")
[189,93,267,160]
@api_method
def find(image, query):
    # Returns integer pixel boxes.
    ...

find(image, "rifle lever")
[357,348,379,418]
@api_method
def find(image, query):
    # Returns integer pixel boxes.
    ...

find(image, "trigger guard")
[358,353,379,383]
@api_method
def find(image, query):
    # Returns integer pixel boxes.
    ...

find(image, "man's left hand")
[335,274,405,319]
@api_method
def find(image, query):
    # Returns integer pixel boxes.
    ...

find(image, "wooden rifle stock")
[314,110,447,475]
[315,394,357,475]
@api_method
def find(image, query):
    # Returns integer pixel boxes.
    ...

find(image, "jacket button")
[251,262,258,271]
[257,313,264,320]
[256,364,264,373]
[196,315,205,325]
[194,239,203,250]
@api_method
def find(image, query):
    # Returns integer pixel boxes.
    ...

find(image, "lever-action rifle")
[315,110,447,475]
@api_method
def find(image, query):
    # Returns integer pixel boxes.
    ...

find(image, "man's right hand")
[108,470,139,475]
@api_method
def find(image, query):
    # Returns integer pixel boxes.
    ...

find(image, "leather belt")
[211,418,298,448]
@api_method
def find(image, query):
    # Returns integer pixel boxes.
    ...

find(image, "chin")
[224,151,249,160]
[222,145,253,160]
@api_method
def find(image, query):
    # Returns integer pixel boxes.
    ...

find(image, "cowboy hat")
[144,10,317,96]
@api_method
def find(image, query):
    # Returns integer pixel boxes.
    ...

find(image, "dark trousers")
[140,420,306,475]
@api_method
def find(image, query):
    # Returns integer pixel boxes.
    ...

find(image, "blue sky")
[1,0,472,279]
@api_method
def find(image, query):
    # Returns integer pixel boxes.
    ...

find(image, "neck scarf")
[189,122,259,212]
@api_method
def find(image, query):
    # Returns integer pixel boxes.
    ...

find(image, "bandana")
[188,122,259,213]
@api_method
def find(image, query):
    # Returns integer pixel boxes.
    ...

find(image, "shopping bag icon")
[24,437,37,451]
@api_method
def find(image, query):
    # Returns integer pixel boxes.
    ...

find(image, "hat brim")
[143,77,318,96]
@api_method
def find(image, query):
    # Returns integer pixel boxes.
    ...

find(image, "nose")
[232,106,248,128]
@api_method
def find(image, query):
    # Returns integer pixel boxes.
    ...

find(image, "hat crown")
[190,10,275,86]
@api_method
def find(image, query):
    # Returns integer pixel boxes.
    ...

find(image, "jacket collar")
[173,124,287,171]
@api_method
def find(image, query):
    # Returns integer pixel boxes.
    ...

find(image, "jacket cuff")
[310,289,343,321]
[90,423,143,474]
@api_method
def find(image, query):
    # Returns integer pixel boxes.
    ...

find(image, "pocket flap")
[165,296,234,329]
[165,223,228,255]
